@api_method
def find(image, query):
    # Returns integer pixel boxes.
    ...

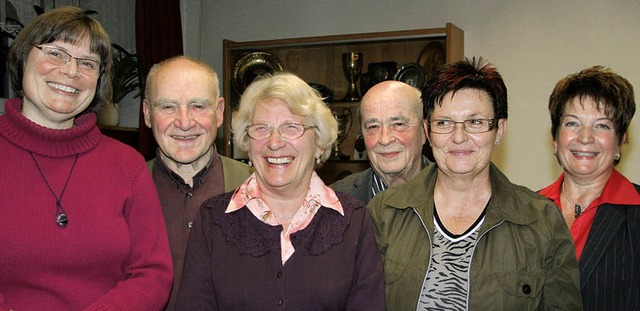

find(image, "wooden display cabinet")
[221,23,464,183]
[98,125,139,149]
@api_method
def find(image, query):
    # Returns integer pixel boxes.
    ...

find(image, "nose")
[173,106,195,130]
[267,128,286,150]
[451,122,468,144]
[577,126,595,144]
[59,59,80,78]
[378,125,397,145]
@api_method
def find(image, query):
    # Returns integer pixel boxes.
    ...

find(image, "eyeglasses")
[246,123,317,140]
[429,118,495,134]
[34,45,102,76]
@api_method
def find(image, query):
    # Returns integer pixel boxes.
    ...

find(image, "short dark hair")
[422,57,508,128]
[548,66,635,148]
[7,6,113,112]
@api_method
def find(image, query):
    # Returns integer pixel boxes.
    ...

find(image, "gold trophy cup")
[342,52,363,102]
[330,108,353,160]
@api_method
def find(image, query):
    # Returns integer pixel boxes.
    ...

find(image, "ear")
[143,99,152,128]
[316,145,323,159]
[618,132,627,154]
[215,97,225,129]
[495,118,507,143]
[421,119,428,145]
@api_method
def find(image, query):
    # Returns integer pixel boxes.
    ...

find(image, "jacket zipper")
[410,206,433,311]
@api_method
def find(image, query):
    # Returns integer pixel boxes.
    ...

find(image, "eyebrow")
[153,97,212,106]
[389,115,410,122]
[432,113,489,120]
[363,117,381,125]
[187,98,213,106]
[152,98,179,106]
[563,114,612,122]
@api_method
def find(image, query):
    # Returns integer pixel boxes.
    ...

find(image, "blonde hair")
[232,72,338,163]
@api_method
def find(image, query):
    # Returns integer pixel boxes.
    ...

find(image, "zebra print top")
[418,207,486,311]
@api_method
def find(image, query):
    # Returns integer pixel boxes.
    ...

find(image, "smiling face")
[144,59,224,169]
[428,88,506,178]
[249,99,321,195]
[20,39,100,129]
[360,81,427,185]
[553,96,621,183]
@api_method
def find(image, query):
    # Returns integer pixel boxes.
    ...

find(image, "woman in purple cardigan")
[175,73,385,310]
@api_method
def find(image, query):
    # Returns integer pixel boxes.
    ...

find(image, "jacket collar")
[351,167,375,202]
[382,163,541,227]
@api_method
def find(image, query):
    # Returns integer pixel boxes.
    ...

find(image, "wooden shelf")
[98,124,139,149]
[317,160,370,185]
[220,23,464,182]
[97,124,138,132]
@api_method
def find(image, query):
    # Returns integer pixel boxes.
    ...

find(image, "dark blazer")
[580,183,640,311]
[329,167,375,204]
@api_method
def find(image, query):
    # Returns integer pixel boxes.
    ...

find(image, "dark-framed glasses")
[246,123,317,140]
[34,45,102,76]
[429,118,495,134]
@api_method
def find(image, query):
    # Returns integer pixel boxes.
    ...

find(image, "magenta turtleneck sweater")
[0,98,172,311]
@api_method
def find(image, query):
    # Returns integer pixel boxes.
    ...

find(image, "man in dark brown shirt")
[143,56,252,310]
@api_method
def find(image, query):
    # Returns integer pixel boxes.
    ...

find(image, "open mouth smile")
[48,82,78,94]
[266,157,293,164]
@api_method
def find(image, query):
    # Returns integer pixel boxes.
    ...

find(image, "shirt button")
[277,298,283,306]
[277,271,283,278]
[186,191,193,198]
[187,221,193,228]
[522,284,531,294]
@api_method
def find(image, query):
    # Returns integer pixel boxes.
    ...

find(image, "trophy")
[342,52,363,101]
[330,108,353,160]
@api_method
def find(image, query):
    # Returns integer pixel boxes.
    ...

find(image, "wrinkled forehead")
[362,99,420,120]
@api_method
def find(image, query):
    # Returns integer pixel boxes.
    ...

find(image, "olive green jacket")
[367,163,582,311]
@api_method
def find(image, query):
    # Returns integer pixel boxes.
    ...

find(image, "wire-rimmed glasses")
[246,123,317,140]
[429,118,495,134]
[34,45,102,76]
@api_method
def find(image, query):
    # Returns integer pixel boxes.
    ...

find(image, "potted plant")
[98,43,141,126]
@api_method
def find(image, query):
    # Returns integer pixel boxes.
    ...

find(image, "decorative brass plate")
[232,52,285,95]
[417,41,446,78]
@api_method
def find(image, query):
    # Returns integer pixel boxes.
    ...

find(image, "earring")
[553,150,557,156]
[494,140,500,146]
[615,154,621,160]
[316,156,321,165]
[247,155,253,167]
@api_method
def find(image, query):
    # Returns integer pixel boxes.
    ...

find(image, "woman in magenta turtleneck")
[0,6,172,311]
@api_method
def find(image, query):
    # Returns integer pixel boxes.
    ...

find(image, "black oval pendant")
[56,212,68,228]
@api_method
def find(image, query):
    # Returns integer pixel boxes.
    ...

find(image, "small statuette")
[56,212,68,228]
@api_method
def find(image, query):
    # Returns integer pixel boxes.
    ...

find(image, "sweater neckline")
[0,98,102,157]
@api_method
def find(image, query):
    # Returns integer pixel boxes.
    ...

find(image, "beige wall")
[182,0,640,190]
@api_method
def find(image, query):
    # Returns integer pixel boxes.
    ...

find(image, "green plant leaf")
[111,45,141,104]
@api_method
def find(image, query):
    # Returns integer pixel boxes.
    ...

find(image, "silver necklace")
[30,152,79,228]
[270,210,297,223]
[562,182,602,218]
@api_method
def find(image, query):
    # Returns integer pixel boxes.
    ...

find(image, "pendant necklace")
[29,152,79,228]
[562,182,602,218]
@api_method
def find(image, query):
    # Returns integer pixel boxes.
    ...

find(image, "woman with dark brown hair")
[539,65,639,311]
[0,7,172,310]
